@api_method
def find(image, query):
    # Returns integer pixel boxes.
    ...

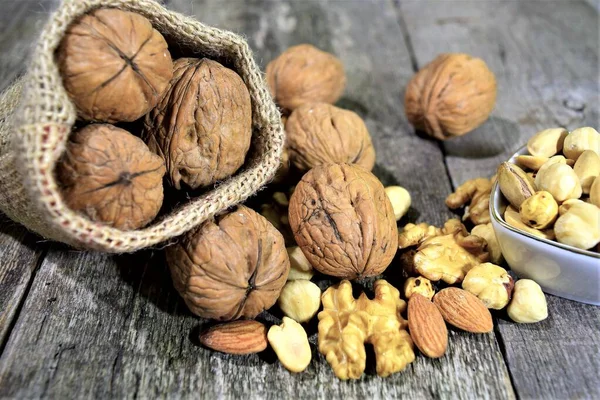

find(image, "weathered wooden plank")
[0,0,516,398]
[398,1,600,399]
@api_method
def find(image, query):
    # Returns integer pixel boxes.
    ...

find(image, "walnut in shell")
[166,205,290,320]
[143,58,252,190]
[405,53,497,140]
[56,124,166,230]
[57,8,173,122]
[266,44,346,111]
[288,163,397,279]
[286,103,376,172]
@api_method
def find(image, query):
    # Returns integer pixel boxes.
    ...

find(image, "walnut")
[405,53,497,140]
[318,280,415,380]
[286,103,375,172]
[266,44,346,111]
[445,177,492,225]
[398,219,465,249]
[143,58,252,190]
[56,124,165,230]
[166,205,290,320]
[57,8,173,122]
[288,163,398,279]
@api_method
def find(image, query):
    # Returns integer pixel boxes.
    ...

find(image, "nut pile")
[499,127,600,250]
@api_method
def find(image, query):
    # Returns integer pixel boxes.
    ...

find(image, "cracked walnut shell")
[56,124,166,230]
[286,103,375,172]
[288,163,398,279]
[143,58,252,190]
[166,205,290,320]
[405,53,497,140]
[57,8,173,122]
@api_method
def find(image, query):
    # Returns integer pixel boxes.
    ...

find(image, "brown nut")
[573,150,600,194]
[266,44,346,111]
[461,263,514,310]
[143,58,252,190]
[288,163,397,279]
[57,8,173,122]
[519,191,558,229]
[286,103,375,172]
[526,128,568,158]
[433,287,493,333]
[166,205,290,320]
[563,127,600,161]
[497,162,536,208]
[404,53,497,140]
[57,124,165,230]
[199,320,268,355]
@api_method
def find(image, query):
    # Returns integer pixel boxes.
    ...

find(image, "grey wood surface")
[0,0,597,399]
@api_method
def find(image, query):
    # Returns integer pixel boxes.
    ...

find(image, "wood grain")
[398,1,600,399]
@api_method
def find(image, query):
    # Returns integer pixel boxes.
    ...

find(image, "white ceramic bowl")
[490,145,600,305]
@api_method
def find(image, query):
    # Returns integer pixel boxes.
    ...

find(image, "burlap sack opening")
[0,0,284,253]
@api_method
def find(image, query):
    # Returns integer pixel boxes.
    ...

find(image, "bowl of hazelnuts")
[490,127,600,306]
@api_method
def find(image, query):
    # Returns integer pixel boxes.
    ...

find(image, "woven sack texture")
[0,0,284,252]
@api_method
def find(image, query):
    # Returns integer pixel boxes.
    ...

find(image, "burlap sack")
[0,0,284,253]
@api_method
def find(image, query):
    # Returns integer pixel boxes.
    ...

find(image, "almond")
[433,287,493,333]
[199,320,268,354]
[408,294,448,358]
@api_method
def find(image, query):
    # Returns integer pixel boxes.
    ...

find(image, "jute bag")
[0,0,284,252]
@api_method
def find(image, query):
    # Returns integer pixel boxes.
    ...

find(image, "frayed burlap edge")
[0,0,284,252]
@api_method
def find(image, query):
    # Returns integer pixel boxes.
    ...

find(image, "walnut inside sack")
[57,8,173,122]
[288,163,397,279]
[143,58,252,190]
[286,103,376,172]
[404,53,497,140]
[166,205,290,321]
[56,124,166,230]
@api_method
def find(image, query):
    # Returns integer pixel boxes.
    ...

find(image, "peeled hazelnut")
[507,279,548,323]
[497,162,536,208]
[504,206,555,240]
[403,276,435,301]
[573,150,600,194]
[266,44,346,111]
[535,163,582,202]
[515,155,549,171]
[471,223,503,264]
[519,191,558,229]
[462,263,514,310]
[278,280,321,323]
[535,155,567,178]
[385,186,412,221]
[287,246,314,281]
[558,199,585,216]
[526,128,568,158]
[268,317,312,373]
[554,202,600,250]
[563,127,600,160]
[590,176,600,208]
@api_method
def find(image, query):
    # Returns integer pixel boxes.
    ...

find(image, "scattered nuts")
[268,317,312,373]
[408,294,448,358]
[445,177,492,225]
[199,320,268,355]
[385,186,412,221]
[519,191,558,229]
[266,44,346,111]
[562,127,600,160]
[535,162,582,202]
[515,155,550,171]
[286,247,314,281]
[433,287,494,333]
[278,280,321,323]
[403,277,435,301]
[526,128,568,158]
[590,176,600,208]
[497,162,536,208]
[504,206,555,240]
[573,150,600,194]
[471,223,504,264]
[554,202,600,250]
[318,280,414,379]
[507,279,548,323]
[462,263,514,310]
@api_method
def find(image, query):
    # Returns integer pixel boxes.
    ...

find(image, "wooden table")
[0,1,598,398]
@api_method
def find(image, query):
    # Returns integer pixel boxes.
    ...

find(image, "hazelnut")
[535,162,582,202]
[286,246,314,281]
[57,8,173,122]
[526,128,568,158]
[507,279,548,323]
[590,176,600,208]
[405,53,497,140]
[266,44,346,111]
[278,280,321,323]
[519,191,558,229]
[504,206,555,240]
[286,103,375,172]
[514,155,550,171]
[554,202,600,250]
[385,186,412,221]
[558,199,585,216]
[573,150,600,194]
[462,263,514,310]
[563,127,600,160]
[268,317,312,373]
[403,277,435,301]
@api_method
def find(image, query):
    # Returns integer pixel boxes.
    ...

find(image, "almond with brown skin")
[199,320,268,354]
[433,287,493,333]
[408,294,448,358]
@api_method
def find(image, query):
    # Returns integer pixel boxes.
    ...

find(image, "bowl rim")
[489,144,600,259]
